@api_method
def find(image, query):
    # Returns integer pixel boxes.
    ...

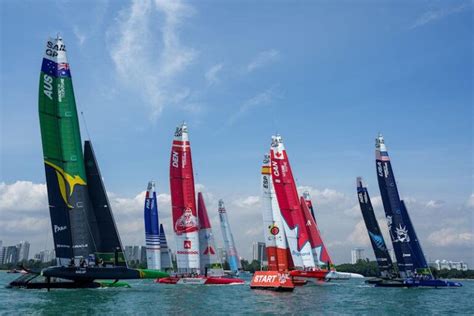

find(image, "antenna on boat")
[80,111,92,141]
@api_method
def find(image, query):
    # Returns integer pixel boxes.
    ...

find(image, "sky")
[0,0,472,266]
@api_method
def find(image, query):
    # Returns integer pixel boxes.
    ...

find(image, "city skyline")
[0,1,472,266]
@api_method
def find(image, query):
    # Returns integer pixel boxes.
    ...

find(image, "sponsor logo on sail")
[54,225,67,233]
[175,208,198,234]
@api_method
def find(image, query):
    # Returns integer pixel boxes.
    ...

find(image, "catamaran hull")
[41,266,168,281]
[156,276,244,285]
[368,278,462,288]
[289,270,329,280]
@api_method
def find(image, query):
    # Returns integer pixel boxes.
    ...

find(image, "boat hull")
[41,266,168,281]
[368,277,462,288]
[7,272,130,289]
[156,276,245,285]
[250,271,295,291]
[289,270,329,280]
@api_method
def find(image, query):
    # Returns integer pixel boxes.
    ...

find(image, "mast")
[39,36,96,264]
[375,134,432,278]
[300,195,333,268]
[159,224,172,270]
[197,192,222,272]
[218,200,241,273]
[356,177,394,278]
[144,181,161,270]
[169,122,199,273]
[270,135,314,269]
[261,154,289,272]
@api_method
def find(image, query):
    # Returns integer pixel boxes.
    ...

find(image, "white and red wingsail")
[270,135,314,269]
[301,195,333,268]
[197,192,222,273]
[261,154,290,272]
[169,122,200,272]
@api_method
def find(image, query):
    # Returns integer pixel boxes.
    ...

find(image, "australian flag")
[41,58,71,78]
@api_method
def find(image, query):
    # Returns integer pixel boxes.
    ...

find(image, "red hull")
[156,276,244,285]
[250,271,295,291]
[289,270,329,280]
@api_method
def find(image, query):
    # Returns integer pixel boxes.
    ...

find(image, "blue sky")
[1,0,472,265]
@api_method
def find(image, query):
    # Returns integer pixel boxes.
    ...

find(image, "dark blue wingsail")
[375,134,432,278]
[357,177,394,278]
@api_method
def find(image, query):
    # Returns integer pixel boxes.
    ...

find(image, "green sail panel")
[38,36,96,263]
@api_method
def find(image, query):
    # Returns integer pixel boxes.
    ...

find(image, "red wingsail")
[300,196,333,267]
[169,123,200,271]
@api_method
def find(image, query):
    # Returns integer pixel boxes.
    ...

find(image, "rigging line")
[80,111,92,142]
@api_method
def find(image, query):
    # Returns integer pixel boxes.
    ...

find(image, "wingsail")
[270,135,314,269]
[197,192,223,273]
[261,154,290,271]
[169,123,200,272]
[144,181,161,270]
[356,177,394,278]
[375,134,432,278]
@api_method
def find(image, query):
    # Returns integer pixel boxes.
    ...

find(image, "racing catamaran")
[373,134,461,287]
[9,36,168,289]
[158,124,243,285]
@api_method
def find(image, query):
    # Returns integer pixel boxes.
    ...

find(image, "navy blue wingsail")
[357,177,394,278]
[375,134,432,278]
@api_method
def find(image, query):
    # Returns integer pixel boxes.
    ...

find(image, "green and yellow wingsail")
[39,36,94,264]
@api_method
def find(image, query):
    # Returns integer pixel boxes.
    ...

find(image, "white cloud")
[73,26,86,46]
[427,228,473,247]
[409,4,470,29]
[108,0,197,118]
[233,195,261,208]
[425,199,445,209]
[0,181,47,213]
[246,49,280,73]
[205,63,223,86]
[465,193,474,209]
[227,87,279,125]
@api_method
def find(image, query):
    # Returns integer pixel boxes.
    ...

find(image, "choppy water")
[0,273,473,315]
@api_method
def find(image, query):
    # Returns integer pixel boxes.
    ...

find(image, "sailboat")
[269,135,315,269]
[9,36,168,289]
[158,124,243,285]
[250,154,295,291]
[144,181,161,270]
[356,177,397,284]
[373,134,461,288]
[218,199,242,275]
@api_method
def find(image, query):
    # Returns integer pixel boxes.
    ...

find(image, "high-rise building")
[0,246,5,265]
[217,247,227,264]
[351,248,364,264]
[17,241,30,262]
[124,245,141,263]
[33,250,55,263]
[252,242,267,264]
[140,246,147,264]
[4,246,19,264]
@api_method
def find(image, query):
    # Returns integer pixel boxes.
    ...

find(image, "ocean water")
[1,273,473,315]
